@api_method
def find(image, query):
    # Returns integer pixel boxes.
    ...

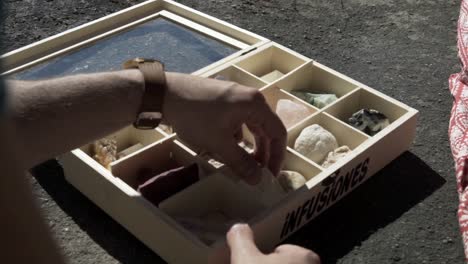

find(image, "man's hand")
[227,224,321,264]
[163,72,287,184]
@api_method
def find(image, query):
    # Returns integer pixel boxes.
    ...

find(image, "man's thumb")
[227,224,261,262]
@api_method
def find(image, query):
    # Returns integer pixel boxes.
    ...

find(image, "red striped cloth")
[449,1,468,261]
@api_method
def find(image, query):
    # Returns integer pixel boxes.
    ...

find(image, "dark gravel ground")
[1,0,464,263]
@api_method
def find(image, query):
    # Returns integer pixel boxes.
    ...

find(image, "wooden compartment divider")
[208,65,268,89]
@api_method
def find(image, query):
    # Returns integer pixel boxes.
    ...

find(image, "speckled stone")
[348,108,390,136]
[92,138,117,170]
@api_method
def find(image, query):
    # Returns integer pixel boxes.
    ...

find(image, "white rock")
[278,170,307,192]
[294,124,338,163]
[322,145,351,168]
[276,99,310,128]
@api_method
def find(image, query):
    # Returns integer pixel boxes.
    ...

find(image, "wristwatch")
[122,58,166,129]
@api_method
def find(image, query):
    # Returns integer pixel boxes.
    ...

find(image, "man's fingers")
[227,224,262,263]
[215,139,262,184]
[233,128,243,143]
[268,136,286,176]
[246,96,287,176]
[248,124,270,167]
[274,244,321,263]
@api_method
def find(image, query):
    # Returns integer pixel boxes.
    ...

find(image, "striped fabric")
[449,1,468,261]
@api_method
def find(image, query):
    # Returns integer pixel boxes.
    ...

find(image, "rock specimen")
[348,108,390,136]
[137,164,199,205]
[276,99,310,128]
[292,91,338,108]
[322,145,351,168]
[92,138,117,170]
[278,170,307,192]
[176,211,242,245]
[294,124,338,163]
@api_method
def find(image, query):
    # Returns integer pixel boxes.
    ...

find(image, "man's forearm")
[7,69,144,168]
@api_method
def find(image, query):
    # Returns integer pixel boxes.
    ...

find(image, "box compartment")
[275,62,359,108]
[261,85,317,129]
[235,45,308,83]
[209,65,267,88]
[111,137,214,191]
[324,88,409,136]
[287,112,370,166]
[60,148,212,264]
[283,148,323,181]
[80,126,166,168]
[159,173,267,245]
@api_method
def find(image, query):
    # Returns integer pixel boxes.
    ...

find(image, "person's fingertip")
[228,223,250,236]
[227,223,261,259]
[268,136,287,177]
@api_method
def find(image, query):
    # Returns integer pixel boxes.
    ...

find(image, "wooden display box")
[1,0,418,263]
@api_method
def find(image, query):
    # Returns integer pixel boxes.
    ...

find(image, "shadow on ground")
[32,151,444,264]
[285,151,446,263]
[32,160,164,264]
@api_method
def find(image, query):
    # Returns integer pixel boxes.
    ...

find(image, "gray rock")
[348,109,390,136]
[291,91,338,108]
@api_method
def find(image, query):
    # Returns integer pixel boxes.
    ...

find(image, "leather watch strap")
[123,58,166,129]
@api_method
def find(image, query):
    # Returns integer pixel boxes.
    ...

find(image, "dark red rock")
[137,163,199,205]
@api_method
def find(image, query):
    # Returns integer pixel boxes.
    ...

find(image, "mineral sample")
[322,145,351,168]
[92,138,117,170]
[276,99,310,128]
[294,124,338,163]
[348,108,390,136]
[292,91,338,108]
[278,170,307,192]
[137,163,199,205]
